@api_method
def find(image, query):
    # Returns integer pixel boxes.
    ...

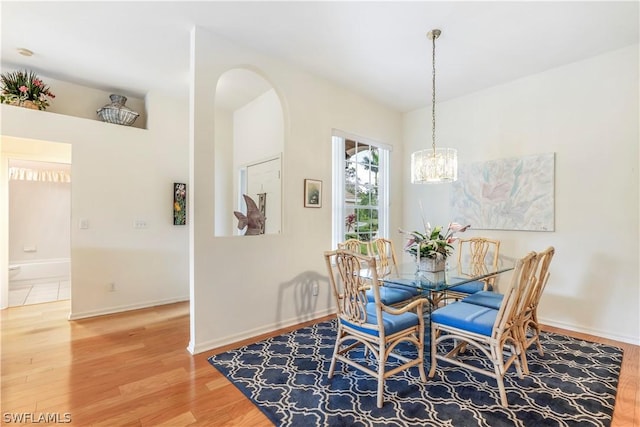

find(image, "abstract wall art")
[450,153,555,231]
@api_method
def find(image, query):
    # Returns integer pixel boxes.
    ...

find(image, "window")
[332,131,390,249]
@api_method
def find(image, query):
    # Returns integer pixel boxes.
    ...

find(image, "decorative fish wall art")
[234,194,266,235]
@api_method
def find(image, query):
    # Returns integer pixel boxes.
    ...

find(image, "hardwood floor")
[1,300,638,426]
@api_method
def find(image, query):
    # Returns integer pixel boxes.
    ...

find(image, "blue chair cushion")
[385,281,421,296]
[431,302,497,336]
[462,290,503,310]
[342,302,420,337]
[366,286,417,305]
[448,279,491,295]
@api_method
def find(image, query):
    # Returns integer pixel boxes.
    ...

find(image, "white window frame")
[331,129,390,250]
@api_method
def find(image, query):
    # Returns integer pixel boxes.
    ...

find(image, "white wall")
[403,45,639,345]
[0,89,189,317]
[9,163,71,263]
[214,108,234,236]
[234,88,283,166]
[189,27,404,353]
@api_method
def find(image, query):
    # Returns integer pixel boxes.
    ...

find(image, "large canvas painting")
[450,153,555,231]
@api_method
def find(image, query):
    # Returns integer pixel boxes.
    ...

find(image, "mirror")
[214,68,284,236]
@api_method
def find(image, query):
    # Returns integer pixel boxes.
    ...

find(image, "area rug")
[208,320,622,427]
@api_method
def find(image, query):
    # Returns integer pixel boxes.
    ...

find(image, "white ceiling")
[1,1,638,113]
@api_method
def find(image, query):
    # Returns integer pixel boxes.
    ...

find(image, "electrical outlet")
[312,283,319,296]
[133,219,148,229]
[108,282,116,292]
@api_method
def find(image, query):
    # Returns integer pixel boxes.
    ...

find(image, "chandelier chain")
[431,32,436,155]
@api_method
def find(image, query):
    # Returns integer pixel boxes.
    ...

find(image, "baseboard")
[189,307,336,355]
[541,317,640,346]
[68,296,190,320]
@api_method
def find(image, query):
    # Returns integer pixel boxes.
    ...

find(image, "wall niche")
[213,68,284,236]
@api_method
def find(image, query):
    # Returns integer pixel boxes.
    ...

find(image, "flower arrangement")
[0,70,55,110]
[400,222,471,259]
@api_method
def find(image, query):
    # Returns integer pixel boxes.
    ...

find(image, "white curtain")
[8,167,71,183]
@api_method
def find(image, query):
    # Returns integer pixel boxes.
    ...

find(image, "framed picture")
[304,179,322,208]
[173,183,187,225]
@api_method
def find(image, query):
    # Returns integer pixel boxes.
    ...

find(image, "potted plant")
[0,70,55,110]
[400,222,470,271]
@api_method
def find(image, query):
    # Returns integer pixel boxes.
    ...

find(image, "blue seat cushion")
[366,286,417,305]
[342,302,420,337]
[431,302,497,336]
[385,281,421,296]
[448,279,491,295]
[462,290,503,310]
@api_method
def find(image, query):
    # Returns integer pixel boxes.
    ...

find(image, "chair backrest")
[369,238,399,278]
[533,246,555,299]
[338,238,371,255]
[523,246,555,316]
[492,251,540,338]
[457,237,501,287]
[324,249,382,332]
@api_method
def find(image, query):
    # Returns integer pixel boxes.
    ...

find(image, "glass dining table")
[378,259,515,308]
[373,259,516,354]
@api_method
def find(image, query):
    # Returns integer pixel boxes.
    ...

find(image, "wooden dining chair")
[445,237,501,302]
[460,246,555,374]
[324,249,429,408]
[337,238,371,255]
[340,238,419,307]
[338,238,374,288]
[366,237,421,306]
[518,246,555,366]
[369,238,399,279]
[429,251,540,407]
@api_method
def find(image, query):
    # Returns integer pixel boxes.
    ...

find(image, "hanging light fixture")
[411,29,458,184]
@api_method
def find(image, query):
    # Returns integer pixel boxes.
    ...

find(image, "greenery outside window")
[332,131,390,251]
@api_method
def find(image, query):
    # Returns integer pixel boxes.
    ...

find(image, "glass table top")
[377,259,516,292]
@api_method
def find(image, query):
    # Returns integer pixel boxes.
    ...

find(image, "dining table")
[374,258,516,353]
[379,258,515,306]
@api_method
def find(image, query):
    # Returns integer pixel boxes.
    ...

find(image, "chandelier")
[411,29,458,184]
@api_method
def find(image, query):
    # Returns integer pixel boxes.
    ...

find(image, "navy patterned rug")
[207,320,622,427]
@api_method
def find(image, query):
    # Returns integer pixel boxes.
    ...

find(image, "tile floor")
[9,280,70,307]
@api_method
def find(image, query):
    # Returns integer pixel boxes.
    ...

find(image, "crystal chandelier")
[411,29,458,184]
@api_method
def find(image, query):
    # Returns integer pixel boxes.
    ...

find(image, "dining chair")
[338,238,375,290]
[340,238,419,307]
[518,246,555,365]
[324,249,429,408]
[445,237,501,302]
[428,251,540,407]
[461,246,555,374]
[366,238,421,307]
[369,238,399,278]
[338,238,371,255]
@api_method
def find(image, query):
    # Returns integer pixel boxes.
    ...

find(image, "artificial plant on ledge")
[0,70,55,110]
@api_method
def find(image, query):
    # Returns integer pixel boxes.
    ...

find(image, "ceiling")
[1,1,638,113]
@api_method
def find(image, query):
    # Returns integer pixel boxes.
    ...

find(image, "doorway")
[1,137,72,308]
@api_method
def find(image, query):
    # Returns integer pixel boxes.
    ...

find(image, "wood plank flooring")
[1,301,638,426]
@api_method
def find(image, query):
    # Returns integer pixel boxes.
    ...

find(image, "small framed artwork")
[173,182,187,225]
[304,179,322,208]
